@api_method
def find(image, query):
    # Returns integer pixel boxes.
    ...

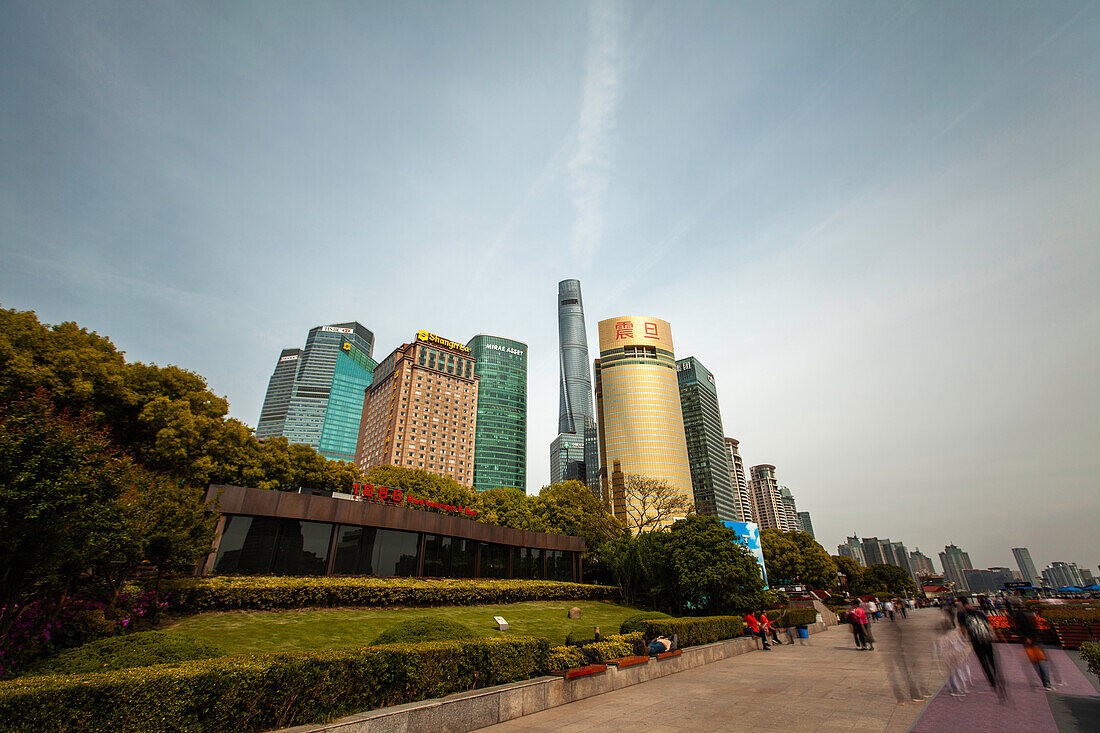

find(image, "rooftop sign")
[417,330,471,353]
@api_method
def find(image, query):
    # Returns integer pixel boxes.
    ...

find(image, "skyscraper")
[676,356,737,521]
[595,316,693,530]
[1041,561,1084,588]
[317,339,379,461]
[861,537,887,566]
[355,331,478,486]
[777,486,800,532]
[1013,547,1040,586]
[909,548,936,577]
[255,322,376,462]
[748,465,785,530]
[940,544,974,592]
[838,536,866,566]
[467,335,527,492]
[796,512,815,538]
[256,348,301,440]
[551,279,598,491]
[723,438,754,523]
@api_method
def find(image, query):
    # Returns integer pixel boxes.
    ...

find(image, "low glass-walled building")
[203,485,585,581]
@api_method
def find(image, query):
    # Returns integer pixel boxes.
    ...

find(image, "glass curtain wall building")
[256,322,375,462]
[467,335,528,492]
[594,316,693,530]
[317,340,378,461]
[551,279,599,492]
[676,356,738,522]
[256,348,301,439]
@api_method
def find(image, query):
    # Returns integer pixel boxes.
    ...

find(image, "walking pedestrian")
[885,599,896,621]
[957,597,1002,694]
[848,602,872,650]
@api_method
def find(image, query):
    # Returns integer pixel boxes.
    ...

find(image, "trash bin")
[796,626,809,639]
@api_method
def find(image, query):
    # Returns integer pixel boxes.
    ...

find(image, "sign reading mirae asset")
[416,330,471,353]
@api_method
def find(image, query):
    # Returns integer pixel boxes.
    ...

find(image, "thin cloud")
[568,0,625,263]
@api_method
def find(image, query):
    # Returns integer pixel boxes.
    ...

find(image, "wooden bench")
[656,649,682,660]
[551,664,607,679]
[607,655,650,668]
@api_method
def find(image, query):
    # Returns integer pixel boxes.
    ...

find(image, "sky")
[2,1,1098,576]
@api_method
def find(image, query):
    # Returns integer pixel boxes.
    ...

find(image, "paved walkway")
[477,609,1100,732]
[480,610,947,733]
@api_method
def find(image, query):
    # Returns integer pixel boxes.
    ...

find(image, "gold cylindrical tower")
[594,316,693,530]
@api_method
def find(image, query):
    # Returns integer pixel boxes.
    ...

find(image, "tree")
[618,474,694,533]
[0,392,133,653]
[597,531,670,606]
[474,487,545,532]
[761,529,838,590]
[863,564,917,596]
[365,465,478,508]
[832,555,865,595]
[664,515,765,615]
[533,481,625,550]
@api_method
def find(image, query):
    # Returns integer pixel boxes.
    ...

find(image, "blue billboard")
[723,520,768,589]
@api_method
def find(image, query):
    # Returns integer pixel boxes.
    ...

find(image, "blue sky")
[2,1,1098,573]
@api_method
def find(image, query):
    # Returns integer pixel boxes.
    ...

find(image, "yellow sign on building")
[416,330,471,353]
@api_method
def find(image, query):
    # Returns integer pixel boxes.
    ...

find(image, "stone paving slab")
[477,610,947,733]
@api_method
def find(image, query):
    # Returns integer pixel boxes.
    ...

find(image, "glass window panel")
[332,525,379,575]
[373,529,421,577]
[272,520,332,576]
[422,534,452,577]
[479,542,508,579]
[231,516,282,575]
[450,538,477,578]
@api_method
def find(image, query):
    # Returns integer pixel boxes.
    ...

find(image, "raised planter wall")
[279,622,827,733]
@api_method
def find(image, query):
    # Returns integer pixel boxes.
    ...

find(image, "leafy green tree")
[0,392,133,650]
[832,554,865,595]
[664,515,765,615]
[761,529,838,590]
[365,465,478,508]
[863,564,917,596]
[474,487,546,532]
[533,481,625,550]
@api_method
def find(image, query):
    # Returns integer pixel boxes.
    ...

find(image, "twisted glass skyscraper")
[551,279,599,491]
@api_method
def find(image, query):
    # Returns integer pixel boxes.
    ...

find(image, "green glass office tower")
[676,356,737,522]
[256,321,375,463]
[317,339,378,462]
[467,335,527,492]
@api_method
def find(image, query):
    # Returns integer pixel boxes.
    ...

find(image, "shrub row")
[1079,641,1100,681]
[618,611,672,635]
[165,577,617,612]
[22,632,222,677]
[1038,608,1100,624]
[778,609,818,627]
[0,636,549,733]
[639,616,745,647]
[548,632,644,671]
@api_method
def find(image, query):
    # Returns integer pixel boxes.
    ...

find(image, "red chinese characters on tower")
[614,321,634,340]
[644,322,659,339]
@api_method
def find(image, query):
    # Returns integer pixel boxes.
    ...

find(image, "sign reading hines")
[416,330,470,353]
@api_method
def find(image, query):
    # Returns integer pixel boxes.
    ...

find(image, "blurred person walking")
[957,597,1003,695]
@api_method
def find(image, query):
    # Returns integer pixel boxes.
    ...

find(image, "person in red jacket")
[761,612,785,645]
[746,612,770,649]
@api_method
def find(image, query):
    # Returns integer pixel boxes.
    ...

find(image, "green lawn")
[163,600,640,654]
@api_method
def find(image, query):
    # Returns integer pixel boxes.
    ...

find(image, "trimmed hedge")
[778,609,818,627]
[165,577,617,612]
[548,632,644,670]
[372,617,477,645]
[0,636,549,733]
[1079,641,1100,680]
[639,616,744,648]
[23,632,221,677]
[619,611,672,635]
[1038,608,1100,624]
